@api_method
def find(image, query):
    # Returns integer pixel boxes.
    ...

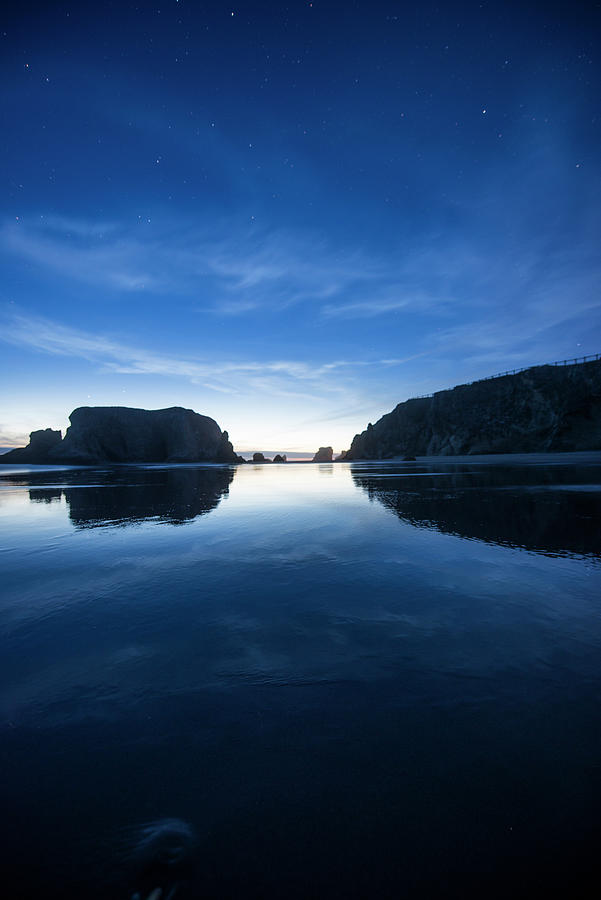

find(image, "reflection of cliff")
[352,464,601,558]
[27,467,235,527]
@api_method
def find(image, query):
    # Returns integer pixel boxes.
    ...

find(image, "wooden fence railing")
[410,352,601,401]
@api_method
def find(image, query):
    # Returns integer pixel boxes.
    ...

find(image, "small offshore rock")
[312,446,333,462]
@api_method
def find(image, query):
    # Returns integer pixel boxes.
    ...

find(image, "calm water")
[1,455,600,899]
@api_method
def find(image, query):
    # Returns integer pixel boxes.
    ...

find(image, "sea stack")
[1,407,243,464]
[312,446,333,462]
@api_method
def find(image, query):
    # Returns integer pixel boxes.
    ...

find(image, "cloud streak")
[1,219,156,292]
[0,216,394,314]
[5,210,599,350]
[0,214,475,325]
[0,309,416,403]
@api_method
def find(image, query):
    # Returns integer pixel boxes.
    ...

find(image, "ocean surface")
[1,454,600,899]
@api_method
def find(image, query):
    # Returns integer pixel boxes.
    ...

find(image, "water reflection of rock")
[27,467,235,527]
[29,489,63,503]
[352,464,601,558]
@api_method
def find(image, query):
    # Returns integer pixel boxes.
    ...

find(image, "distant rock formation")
[312,446,333,462]
[1,428,62,463]
[273,454,287,463]
[345,359,601,459]
[252,452,270,462]
[1,407,243,464]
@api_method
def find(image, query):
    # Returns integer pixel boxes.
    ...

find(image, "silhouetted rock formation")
[352,461,601,559]
[1,407,243,464]
[312,446,333,462]
[1,428,62,463]
[346,359,601,459]
[252,452,270,462]
[273,454,287,463]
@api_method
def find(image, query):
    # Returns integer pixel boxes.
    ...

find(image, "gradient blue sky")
[1,0,600,453]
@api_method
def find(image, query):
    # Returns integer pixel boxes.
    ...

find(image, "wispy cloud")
[36,214,118,238]
[0,309,411,405]
[8,211,593,340]
[317,239,500,321]
[2,210,600,415]
[0,215,393,313]
[2,214,477,324]
[1,218,156,291]
[0,426,25,448]
[204,235,385,302]
[320,292,441,319]
[321,296,410,319]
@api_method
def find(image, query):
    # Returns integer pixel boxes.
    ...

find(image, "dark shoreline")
[4,449,601,466]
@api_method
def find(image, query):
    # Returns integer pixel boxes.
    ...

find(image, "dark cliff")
[2,406,242,464]
[346,358,601,459]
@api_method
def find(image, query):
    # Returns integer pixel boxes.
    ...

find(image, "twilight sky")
[1,0,600,454]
